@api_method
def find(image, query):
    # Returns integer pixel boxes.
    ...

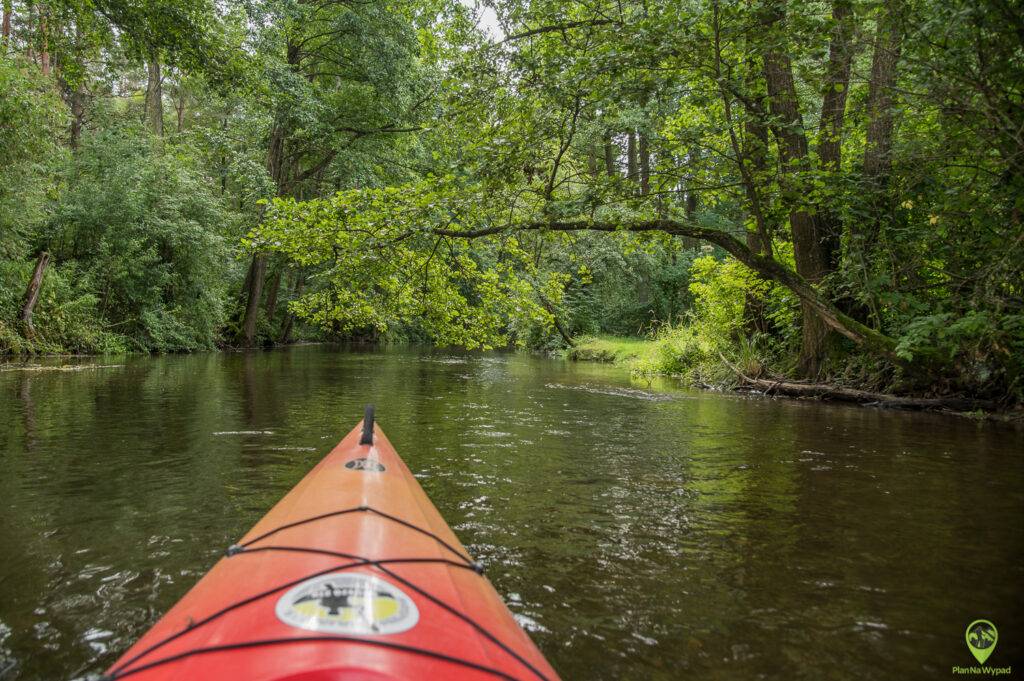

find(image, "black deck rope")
[239,505,473,565]
[108,558,374,675]
[109,553,475,676]
[107,504,545,681]
[103,635,525,681]
[376,564,552,681]
[108,550,548,681]
[229,545,484,574]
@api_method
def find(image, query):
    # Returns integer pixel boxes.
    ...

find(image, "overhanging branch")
[433,218,900,358]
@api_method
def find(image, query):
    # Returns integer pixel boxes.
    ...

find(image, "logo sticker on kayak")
[345,458,386,472]
[276,573,418,635]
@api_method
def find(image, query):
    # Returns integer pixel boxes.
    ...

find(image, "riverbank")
[565,334,1020,419]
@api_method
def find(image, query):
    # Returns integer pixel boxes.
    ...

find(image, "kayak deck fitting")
[103,406,559,681]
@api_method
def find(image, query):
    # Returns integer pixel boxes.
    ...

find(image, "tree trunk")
[587,144,599,177]
[2,0,12,49]
[20,252,50,339]
[712,1,775,334]
[174,88,187,133]
[638,131,650,195]
[264,268,283,321]
[39,5,49,76]
[626,131,638,184]
[816,0,855,271]
[240,254,267,346]
[861,3,903,232]
[144,51,163,136]
[743,230,772,336]
[847,2,904,325]
[69,87,85,149]
[603,132,616,176]
[761,3,832,377]
[741,113,774,336]
[278,274,305,345]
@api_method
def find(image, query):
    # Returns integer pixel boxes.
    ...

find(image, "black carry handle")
[360,404,374,445]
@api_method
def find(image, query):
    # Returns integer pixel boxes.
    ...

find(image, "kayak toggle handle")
[360,404,374,445]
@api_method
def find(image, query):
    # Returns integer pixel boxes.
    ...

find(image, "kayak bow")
[104,407,559,681]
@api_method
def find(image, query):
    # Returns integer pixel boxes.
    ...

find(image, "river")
[0,346,1021,679]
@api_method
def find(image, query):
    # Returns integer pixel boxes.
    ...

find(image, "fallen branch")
[718,352,997,412]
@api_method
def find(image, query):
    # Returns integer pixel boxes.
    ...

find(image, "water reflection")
[0,347,1021,680]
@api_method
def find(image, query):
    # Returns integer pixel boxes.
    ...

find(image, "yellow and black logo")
[276,573,417,635]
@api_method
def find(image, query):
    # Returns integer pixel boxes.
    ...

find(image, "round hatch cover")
[276,572,418,635]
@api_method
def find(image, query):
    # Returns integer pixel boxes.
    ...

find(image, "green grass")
[565,328,746,384]
[564,335,653,364]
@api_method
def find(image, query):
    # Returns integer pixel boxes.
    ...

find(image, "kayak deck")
[104,411,559,681]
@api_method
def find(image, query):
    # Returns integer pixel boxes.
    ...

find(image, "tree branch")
[433,218,900,358]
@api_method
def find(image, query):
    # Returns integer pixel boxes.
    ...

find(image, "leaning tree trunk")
[20,252,50,339]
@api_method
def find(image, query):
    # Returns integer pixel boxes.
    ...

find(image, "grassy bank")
[565,330,751,384]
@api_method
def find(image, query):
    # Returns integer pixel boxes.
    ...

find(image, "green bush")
[46,125,239,351]
[0,259,128,354]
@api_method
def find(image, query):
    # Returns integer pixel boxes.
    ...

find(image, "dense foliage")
[1,0,1021,403]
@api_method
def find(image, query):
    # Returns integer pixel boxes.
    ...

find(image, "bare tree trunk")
[587,145,599,177]
[761,1,832,377]
[20,252,50,339]
[144,51,163,136]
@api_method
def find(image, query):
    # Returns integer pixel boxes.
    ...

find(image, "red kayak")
[104,407,559,681]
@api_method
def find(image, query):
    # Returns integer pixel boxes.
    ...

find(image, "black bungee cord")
[104,505,550,681]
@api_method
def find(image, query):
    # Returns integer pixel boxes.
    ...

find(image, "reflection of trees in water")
[19,374,36,452]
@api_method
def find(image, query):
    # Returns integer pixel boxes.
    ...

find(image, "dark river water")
[1,346,1021,680]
